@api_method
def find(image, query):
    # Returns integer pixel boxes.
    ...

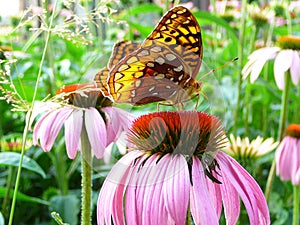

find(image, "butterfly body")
[95,6,203,106]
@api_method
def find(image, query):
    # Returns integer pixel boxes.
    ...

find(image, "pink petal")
[275,137,295,180]
[85,108,107,159]
[64,110,82,159]
[206,177,222,218]
[242,47,279,82]
[217,152,270,225]
[163,155,189,225]
[274,50,293,90]
[190,157,219,225]
[97,151,143,225]
[276,137,300,185]
[33,107,73,152]
[215,169,240,225]
[290,51,300,86]
[103,107,135,145]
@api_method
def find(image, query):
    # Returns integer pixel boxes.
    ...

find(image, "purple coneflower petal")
[97,151,143,225]
[217,152,270,225]
[103,107,135,144]
[64,109,83,159]
[290,50,300,86]
[275,137,294,180]
[216,166,240,225]
[242,47,279,82]
[206,176,222,219]
[85,108,107,159]
[33,107,73,152]
[274,50,294,90]
[163,155,189,225]
[276,137,300,185]
[190,157,219,225]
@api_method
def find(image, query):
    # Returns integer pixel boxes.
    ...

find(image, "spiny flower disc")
[285,124,300,139]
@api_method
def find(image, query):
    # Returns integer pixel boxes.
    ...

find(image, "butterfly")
[95,6,203,106]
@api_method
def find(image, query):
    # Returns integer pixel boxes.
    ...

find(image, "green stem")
[244,26,259,136]
[1,167,15,217]
[7,1,58,224]
[265,72,290,201]
[293,185,300,225]
[80,112,92,225]
[233,0,247,135]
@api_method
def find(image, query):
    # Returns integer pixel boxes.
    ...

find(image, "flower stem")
[293,184,300,225]
[265,71,290,201]
[7,1,58,224]
[1,167,15,217]
[233,0,247,135]
[80,113,92,225]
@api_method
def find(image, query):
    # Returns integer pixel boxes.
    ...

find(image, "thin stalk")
[52,139,69,196]
[80,112,92,225]
[8,1,58,224]
[293,185,300,225]
[1,167,16,217]
[244,26,259,136]
[233,0,247,135]
[265,71,290,201]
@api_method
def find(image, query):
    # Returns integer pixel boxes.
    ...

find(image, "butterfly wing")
[95,41,141,98]
[107,43,199,105]
[108,40,141,69]
[143,6,203,78]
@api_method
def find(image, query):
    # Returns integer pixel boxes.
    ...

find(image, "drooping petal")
[124,154,152,225]
[163,155,189,225]
[290,50,300,86]
[206,176,222,219]
[276,137,300,185]
[217,152,270,225]
[190,157,219,225]
[103,107,135,145]
[215,168,240,225]
[274,50,293,90]
[242,47,279,82]
[64,109,82,159]
[275,137,295,180]
[33,107,74,152]
[85,108,107,159]
[28,101,61,131]
[97,151,143,225]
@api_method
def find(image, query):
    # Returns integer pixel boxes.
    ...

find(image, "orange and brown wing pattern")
[95,41,140,98]
[143,6,202,78]
[108,40,141,70]
[107,43,200,105]
[96,6,203,105]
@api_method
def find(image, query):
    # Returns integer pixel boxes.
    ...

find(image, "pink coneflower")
[242,35,300,90]
[275,124,300,185]
[32,83,134,159]
[97,111,270,225]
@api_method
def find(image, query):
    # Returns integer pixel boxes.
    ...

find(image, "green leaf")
[50,195,80,225]
[0,187,49,205]
[193,11,238,43]
[0,211,4,225]
[0,152,46,178]
[123,4,162,18]
[127,21,153,38]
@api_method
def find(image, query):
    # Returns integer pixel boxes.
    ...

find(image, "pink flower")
[275,124,300,185]
[32,83,134,159]
[242,36,300,90]
[97,111,270,225]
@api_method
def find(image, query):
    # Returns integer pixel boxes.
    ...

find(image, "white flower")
[242,36,300,90]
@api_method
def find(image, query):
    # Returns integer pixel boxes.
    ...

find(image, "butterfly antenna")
[200,57,238,80]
